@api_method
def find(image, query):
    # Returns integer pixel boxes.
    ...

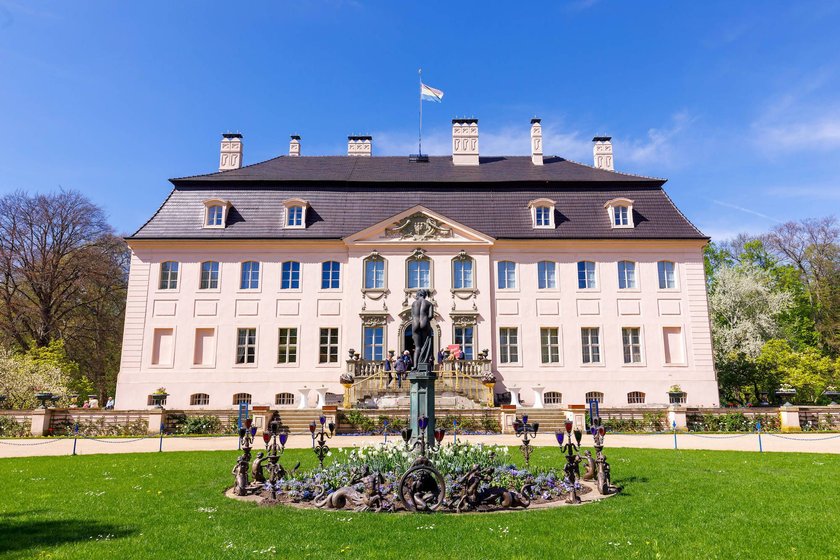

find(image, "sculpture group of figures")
[231,414,299,499]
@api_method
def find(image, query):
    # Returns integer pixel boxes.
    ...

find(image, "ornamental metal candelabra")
[590,424,611,495]
[310,415,335,468]
[262,415,290,500]
[512,414,540,467]
[555,420,582,504]
[232,418,257,496]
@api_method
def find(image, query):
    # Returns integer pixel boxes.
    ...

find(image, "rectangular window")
[200,261,219,289]
[207,205,224,226]
[281,261,301,289]
[193,328,215,366]
[240,262,260,290]
[321,261,340,289]
[581,327,601,364]
[278,327,298,364]
[538,261,556,289]
[497,261,516,289]
[364,259,385,290]
[287,206,303,227]
[540,327,560,364]
[454,326,474,360]
[614,206,629,226]
[319,327,339,363]
[236,328,257,364]
[622,327,642,364]
[658,261,677,289]
[577,261,596,289]
[159,262,179,290]
[499,327,519,364]
[663,326,685,364]
[618,261,636,289]
[453,259,474,289]
[407,259,431,289]
[151,328,174,366]
[363,326,384,361]
[535,206,551,227]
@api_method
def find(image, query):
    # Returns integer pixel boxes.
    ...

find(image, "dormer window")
[203,199,230,229]
[604,198,635,229]
[528,198,556,229]
[283,198,309,229]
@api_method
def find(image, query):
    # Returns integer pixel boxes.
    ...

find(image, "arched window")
[544,391,563,405]
[321,261,340,289]
[275,392,295,406]
[283,198,309,229]
[407,251,431,289]
[497,261,516,289]
[240,261,260,290]
[363,252,385,290]
[159,261,179,290]
[200,261,220,290]
[586,391,604,404]
[577,261,596,289]
[604,198,635,229]
[190,393,210,406]
[528,198,556,229]
[617,261,636,289]
[452,252,474,290]
[627,391,646,404]
[657,261,677,289]
[281,261,301,289]
[232,393,252,405]
[537,261,556,289]
[203,199,230,229]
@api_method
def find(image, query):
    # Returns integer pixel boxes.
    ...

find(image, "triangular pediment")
[344,206,495,246]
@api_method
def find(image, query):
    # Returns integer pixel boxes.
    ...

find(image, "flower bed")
[242,442,597,513]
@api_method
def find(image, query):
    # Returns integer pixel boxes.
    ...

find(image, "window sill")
[617,288,641,293]
[538,361,563,368]
[197,288,221,294]
[233,363,258,369]
[278,288,303,293]
[148,364,175,369]
[580,362,606,368]
[497,362,523,368]
[190,364,217,369]
[316,362,341,368]
[274,363,300,368]
[237,289,263,294]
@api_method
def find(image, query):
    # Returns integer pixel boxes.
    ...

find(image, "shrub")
[0,416,30,437]
[176,415,224,435]
[51,418,148,437]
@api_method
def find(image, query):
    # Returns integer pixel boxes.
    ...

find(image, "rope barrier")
[766,433,840,442]
[0,438,68,446]
[80,436,151,444]
[684,432,753,439]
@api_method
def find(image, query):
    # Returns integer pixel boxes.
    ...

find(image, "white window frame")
[239,261,261,291]
[537,260,558,290]
[281,261,301,290]
[499,327,519,364]
[406,257,432,290]
[277,327,298,365]
[234,327,258,367]
[604,198,635,229]
[581,326,602,365]
[621,326,644,365]
[452,254,475,291]
[158,261,179,291]
[586,391,604,404]
[540,327,561,365]
[282,198,309,229]
[364,255,386,291]
[617,260,638,290]
[199,261,220,291]
[318,327,340,365]
[453,325,475,360]
[190,393,210,406]
[321,261,341,290]
[658,261,678,290]
[577,261,597,290]
[528,198,556,229]
[497,261,517,290]
[202,199,230,229]
[363,325,385,361]
[627,391,646,405]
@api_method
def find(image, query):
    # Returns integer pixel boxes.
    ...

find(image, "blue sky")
[1,0,839,240]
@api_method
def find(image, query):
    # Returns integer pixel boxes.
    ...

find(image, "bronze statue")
[251,451,267,484]
[582,450,596,481]
[411,289,434,368]
[232,454,249,496]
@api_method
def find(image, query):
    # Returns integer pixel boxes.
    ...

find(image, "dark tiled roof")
[130,183,706,240]
[172,156,664,184]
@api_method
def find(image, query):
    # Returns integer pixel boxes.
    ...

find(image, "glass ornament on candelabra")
[310,415,335,469]
[512,414,540,467]
[400,425,413,451]
[555,420,582,504]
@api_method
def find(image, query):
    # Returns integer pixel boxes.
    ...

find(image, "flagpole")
[418,68,423,156]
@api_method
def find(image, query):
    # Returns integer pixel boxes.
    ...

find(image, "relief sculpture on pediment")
[384,213,453,241]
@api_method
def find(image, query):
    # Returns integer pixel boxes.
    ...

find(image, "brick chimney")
[289,135,301,157]
[530,118,543,166]
[593,136,614,171]
[452,119,479,166]
[347,135,372,157]
[219,133,243,171]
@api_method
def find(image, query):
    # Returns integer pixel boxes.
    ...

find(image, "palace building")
[114,118,720,410]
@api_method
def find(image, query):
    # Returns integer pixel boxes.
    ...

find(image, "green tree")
[757,339,839,404]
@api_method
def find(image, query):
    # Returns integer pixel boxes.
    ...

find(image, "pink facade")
[115,122,720,410]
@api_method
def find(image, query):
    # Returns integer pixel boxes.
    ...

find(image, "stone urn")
[339,373,354,409]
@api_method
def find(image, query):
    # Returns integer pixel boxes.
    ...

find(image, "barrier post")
[159,423,164,452]
[453,419,458,445]
[673,420,678,450]
[756,420,763,453]
[383,419,388,445]
[72,422,79,456]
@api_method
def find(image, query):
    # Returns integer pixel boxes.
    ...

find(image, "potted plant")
[339,372,354,388]
[776,384,796,406]
[34,390,53,409]
[481,372,496,388]
[823,385,839,405]
[150,387,169,408]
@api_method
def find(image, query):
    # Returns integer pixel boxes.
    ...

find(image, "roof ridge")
[557,155,667,182]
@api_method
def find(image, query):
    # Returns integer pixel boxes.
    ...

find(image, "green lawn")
[1,447,839,559]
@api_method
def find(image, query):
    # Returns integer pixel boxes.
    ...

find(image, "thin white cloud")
[710,199,782,223]
[616,111,696,167]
